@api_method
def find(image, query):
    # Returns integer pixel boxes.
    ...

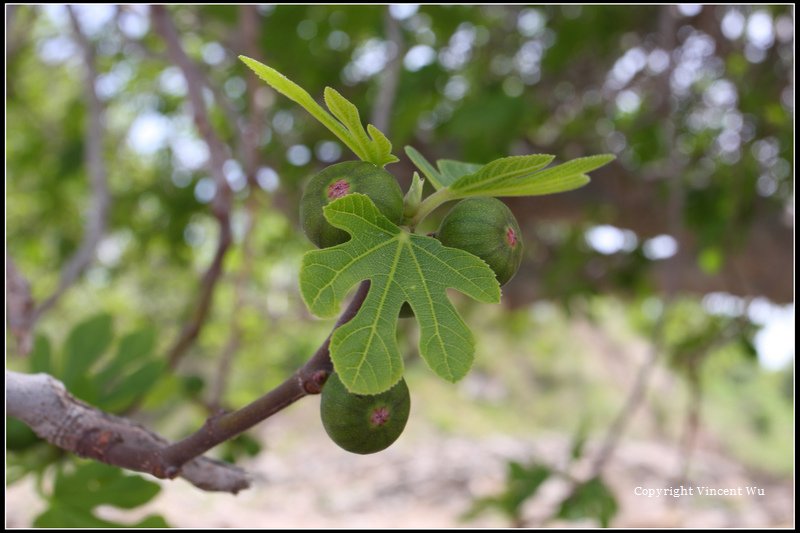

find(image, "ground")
[6,397,793,528]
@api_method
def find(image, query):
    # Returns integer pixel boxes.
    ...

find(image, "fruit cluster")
[302,161,524,454]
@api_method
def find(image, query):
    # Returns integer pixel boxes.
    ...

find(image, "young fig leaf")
[300,194,501,394]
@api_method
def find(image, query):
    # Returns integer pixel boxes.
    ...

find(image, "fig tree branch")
[34,7,110,321]
[370,7,404,133]
[7,370,249,494]
[151,6,234,370]
[7,257,35,355]
[8,282,370,489]
[160,281,371,469]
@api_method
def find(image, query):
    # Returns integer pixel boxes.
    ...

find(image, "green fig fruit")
[437,197,524,286]
[300,161,404,248]
[320,373,410,455]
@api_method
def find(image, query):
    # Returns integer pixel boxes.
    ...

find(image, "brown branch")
[208,199,257,410]
[9,281,370,490]
[7,257,35,356]
[34,7,110,320]
[370,7,404,133]
[238,4,265,186]
[7,370,249,493]
[151,6,234,370]
[160,281,371,470]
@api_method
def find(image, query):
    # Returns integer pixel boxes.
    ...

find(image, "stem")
[151,6,234,370]
[35,7,110,321]
[160,281,371,470]
[405,188,454,228]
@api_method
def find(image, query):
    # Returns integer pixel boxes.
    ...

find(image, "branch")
[370,7,404,133]
[150,6,234,369]
[7,370,249,494]
[238,4,265,185]
[34,7,110,320]
[208,199,257,410]
[160,281,371,470]
[7,257,35,355]
[10,281,370,487]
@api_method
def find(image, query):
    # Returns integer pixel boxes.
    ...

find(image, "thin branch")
[524,13,682,520]
[206,7,270,409]
[34,7,110,320]
[238,4,265,185]
[160,281,371,470]
[588,316,666,474]
[370,8,404,133]
[208,200,257,410]
[150,6,234,370]
[9,281,370,489]
[7,257,35,355]
[7,371,249,493]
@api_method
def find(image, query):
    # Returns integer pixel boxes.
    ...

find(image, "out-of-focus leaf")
[53,462,161,510]
[100,360,165,412]
[95,328,156,385]
[30,334,52,375]
[556,476,618,528]
[63,314,113,388]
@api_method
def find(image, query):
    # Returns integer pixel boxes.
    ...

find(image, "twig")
[524,11,683,525]
[151,6,234,370]
[370,7,404,133]
[238,4,265,185]
[208,200,256,410]
[34,7,110,320]
[161,281,370,469]
[206,6,268,410]
[7,257,35,355]
[9,281,370,489]
[7,370,249,493]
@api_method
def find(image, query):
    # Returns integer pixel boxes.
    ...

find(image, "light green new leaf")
[300,194,501,394]
[450,154,555,195]
[404,146,481,190]
[405,146,445,188]
[438,159,483,184]
[451,154,615,198]
[240,56,397,166]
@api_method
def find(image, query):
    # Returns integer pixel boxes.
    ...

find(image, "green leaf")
[53,462,161,510]
[34,503,124,528]
[239,56,397,166]
[451,154,615,198]
[96,328,156,385]
[450,154,555,195]
[323,88,398,166]
[437,159,483,184]
[404,146,481,190]
[557,476,618,528]
[462,461,551,521]
[300,194,500,394]
[324,87,373,158]
[63,314,113,388]
[366,124,397,165]
[30,334,52,374]
[405,146,444,189]
[100,360,165,412]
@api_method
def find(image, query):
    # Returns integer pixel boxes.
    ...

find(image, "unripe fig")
[437,197,524,286]
[320,373,410,455]
[300,161,404,248]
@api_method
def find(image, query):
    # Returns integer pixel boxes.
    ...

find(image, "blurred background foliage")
[6,4,793,528]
